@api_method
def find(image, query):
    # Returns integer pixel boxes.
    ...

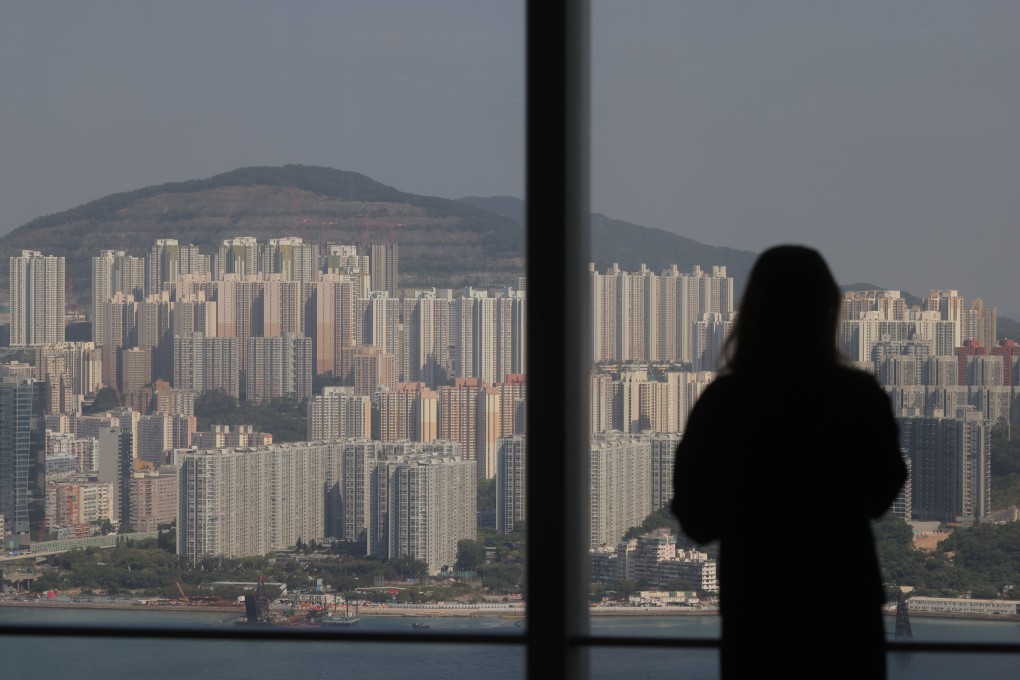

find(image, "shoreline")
[3,599,1019,622]
[0,599,709,617]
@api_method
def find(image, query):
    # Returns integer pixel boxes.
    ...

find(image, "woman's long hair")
[723,245,842,374]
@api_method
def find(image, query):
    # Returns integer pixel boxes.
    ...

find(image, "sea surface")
[0,607,1018,680]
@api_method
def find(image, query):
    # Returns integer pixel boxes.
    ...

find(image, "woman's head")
[724,245,841,373]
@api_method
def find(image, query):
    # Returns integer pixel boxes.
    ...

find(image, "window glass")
[1,1,526,662]
[590,3,1020,667]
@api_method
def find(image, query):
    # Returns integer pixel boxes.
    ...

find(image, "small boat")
[323,599,360,626]
[412,622,430,629]
[322,614,360,626]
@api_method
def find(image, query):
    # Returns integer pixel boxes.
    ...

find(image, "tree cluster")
[991,420,1020,509]
[194,389,307,442]
[454,523,526,595]
[875,515,1020,600]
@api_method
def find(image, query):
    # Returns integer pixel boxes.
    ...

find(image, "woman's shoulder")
[832,364,884,391]
[698,373,738,398]
[827,366,894,414]
[684,374,738,417]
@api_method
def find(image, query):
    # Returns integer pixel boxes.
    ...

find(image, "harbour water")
[1,607,1017,680]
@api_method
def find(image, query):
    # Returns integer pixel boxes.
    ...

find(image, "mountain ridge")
[1,166,761,303]
[3,165,1017,339]
[0,165,525,296]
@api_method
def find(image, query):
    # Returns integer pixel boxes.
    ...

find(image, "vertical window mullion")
[526,2,591,680]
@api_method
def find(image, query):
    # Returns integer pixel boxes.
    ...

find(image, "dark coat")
[672,365,907,679]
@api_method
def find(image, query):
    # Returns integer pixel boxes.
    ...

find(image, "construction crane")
[241,575,271,624]
[894,591,913,640]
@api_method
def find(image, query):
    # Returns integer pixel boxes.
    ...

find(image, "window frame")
[3,2,1020,678]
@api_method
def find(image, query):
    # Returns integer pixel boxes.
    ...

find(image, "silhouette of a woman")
[672,245,907,679]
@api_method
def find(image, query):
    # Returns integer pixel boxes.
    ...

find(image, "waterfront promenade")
[6,595,1020,621]
[0,596,718,617]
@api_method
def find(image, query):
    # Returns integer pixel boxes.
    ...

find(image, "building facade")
[10,250,65,347]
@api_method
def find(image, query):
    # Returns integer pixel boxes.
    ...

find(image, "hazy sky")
[3,2,1019,313]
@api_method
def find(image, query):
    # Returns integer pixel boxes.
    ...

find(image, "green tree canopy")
[456,539,486,572]
[84,387,121,414]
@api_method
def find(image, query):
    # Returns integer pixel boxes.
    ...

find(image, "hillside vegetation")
[0,165,524,298]
[2,166,760,304]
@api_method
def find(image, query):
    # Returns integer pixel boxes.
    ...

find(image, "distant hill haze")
[1,164,755,304]
[3,165,1016,338]
[0,166,523,300]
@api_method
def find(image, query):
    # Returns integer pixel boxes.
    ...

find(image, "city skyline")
[5,240,1012,547]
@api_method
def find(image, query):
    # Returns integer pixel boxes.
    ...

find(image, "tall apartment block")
[129,470,178,532]
[590,433,652,548]
[651,433,681,511]
[191,424,269,450]
[891,453,913,522]
[453,289,496,384]
[35,342,103,401]
[449,287,525,385]
[496,375,527,438]
[263,276,304,337]
[146,239,209,297]
[924,289,965,349]
[47,481,115,532]
[9,250,65,346]
[1,379,39,541]
[496,436,526,534]
[841,290,908,323]
[590,263,733,365]
[312,275,357,378]
[898,410,991,524]
[173,334,240,399]
[267,237,318,284]
[840,313,959,363]
[438,378,483,467]
[138,291,174,383]
[46,430,97,473]
[369,443,474,574]
[369,242,399,296]
[171,292,217,339]
[324,244,369,280]
[96,423,132,524]
[351,345,396,396]
[216,275,264,373]
[962,298,998,350]
[692,312,735,372]
[360,292,403,353]
[245,333,312,403]
[173,273,218,306]
[307,386,371,441]
[178,442,328,560]
[374,382,438,443]
[134,413,169,467]
[213,237,260,279]
[334,439,381,546]
[99,292,137,386]
[436,376,525,480]
[495,289,527,382]
[589,368,713,435]
[405,289,453,389]
[92,250,144,344]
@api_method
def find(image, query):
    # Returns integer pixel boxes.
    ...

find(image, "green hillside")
[0,165,524,300]
[3,166,765,304]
